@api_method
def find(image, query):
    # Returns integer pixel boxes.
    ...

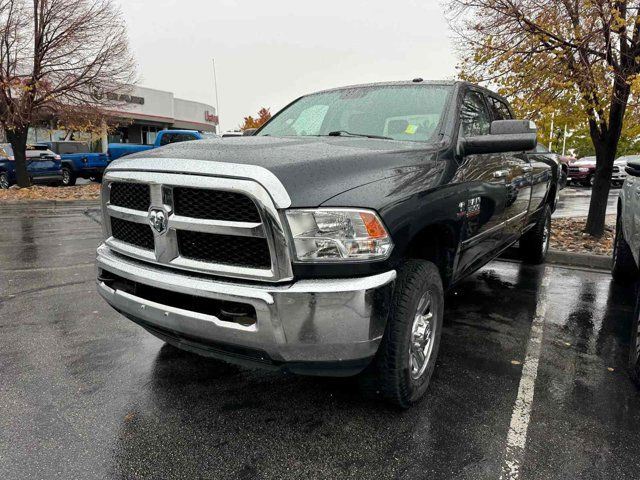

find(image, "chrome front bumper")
[96,244,395,375]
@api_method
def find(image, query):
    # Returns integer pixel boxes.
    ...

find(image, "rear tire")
[0,171,9,189]
[358,259,444,409]
[61,166,76,186]
[520,205,551,264]
[612,212,638,284]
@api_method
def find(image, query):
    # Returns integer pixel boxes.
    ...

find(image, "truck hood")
[109,136,442,207]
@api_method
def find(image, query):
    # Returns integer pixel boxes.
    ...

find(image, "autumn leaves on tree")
[448,0,640,236]
[0,0,136,187]
[240,108,272,131]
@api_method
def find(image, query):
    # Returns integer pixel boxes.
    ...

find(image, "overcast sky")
[118,0,457,132]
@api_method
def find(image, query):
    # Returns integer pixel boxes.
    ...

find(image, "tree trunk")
[584,79,629,237]
[584,141,615,237]
[6,128,30,188]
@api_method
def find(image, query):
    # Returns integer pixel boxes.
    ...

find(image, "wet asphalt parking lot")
[1,199,639,480]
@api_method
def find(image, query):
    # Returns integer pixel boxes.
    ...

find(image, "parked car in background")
[558,154,574,187]
[38,141,110,186]
[0,144,62,189]
[96,80,556,408]
[108,129,203,162]
[220,131,244,138]
[611,159,640,385]
[568,156,597,186]
[611,155,640,187]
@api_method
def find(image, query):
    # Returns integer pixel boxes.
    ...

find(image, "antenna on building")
[212,58,220,133]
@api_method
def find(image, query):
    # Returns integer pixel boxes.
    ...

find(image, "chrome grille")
[111,217,154,250]
[177,230,271,268]
[101,171,293,282]
[173,187,261,222]
[109,182,150,211]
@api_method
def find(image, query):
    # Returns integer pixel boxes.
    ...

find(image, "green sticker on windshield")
[405,124,417,134]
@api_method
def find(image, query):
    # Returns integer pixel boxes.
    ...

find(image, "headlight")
[579,167,590,172]
[285,208,393,262]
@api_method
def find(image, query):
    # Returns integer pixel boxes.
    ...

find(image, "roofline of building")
[106,109,217,131]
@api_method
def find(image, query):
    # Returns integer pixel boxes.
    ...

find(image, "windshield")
[258,84,452,143]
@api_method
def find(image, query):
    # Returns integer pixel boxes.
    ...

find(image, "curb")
[502,248,612,271]
[546,249,612,270]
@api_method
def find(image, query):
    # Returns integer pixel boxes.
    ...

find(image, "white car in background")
[612,159,640,384]
[612,155,640,187]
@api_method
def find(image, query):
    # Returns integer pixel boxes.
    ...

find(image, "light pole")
[548,113,555,151]
[212,58,220,133]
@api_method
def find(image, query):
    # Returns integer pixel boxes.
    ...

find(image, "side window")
[460,91,491,137]
[489,97,513,121]
[159,134,174,146]
[59,144,77,154]
[160,133,196,146]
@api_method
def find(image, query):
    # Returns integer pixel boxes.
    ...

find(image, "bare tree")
[448,0,640,237]
[0,0,135,187]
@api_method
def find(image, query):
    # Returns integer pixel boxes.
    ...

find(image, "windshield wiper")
[327,130,393,140]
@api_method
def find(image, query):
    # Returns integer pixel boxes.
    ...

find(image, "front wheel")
[520,205,551,264]
[359,259,444,408]
[0,171,10,189]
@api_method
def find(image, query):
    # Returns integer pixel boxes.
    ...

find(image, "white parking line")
[499,266,553,480]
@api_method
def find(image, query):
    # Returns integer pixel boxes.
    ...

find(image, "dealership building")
[27,85,219,146]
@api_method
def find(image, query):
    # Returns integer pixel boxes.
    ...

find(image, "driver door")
[456,89,509,275]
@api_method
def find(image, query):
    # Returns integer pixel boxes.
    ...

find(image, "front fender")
[321,164,464,266]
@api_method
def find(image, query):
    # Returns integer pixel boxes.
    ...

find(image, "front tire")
[612,212,638,284]
[520,205,551,264]
[61,166,76,186]
[359,259,444,408]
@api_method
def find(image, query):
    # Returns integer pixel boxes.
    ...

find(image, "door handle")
[493,170,510,179]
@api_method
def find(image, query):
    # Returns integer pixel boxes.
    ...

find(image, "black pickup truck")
[96,80,555,408]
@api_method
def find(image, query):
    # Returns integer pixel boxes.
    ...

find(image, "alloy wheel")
[409,290,437,380]
[542,215,550,256]
[62,169,70,186]
[0,172,8,189]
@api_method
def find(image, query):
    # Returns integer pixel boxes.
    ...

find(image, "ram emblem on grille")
[148,208,167,235]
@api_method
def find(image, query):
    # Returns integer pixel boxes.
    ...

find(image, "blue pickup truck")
[108,130,203,162]
[0,144,63,189]
[39,141,110,186]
